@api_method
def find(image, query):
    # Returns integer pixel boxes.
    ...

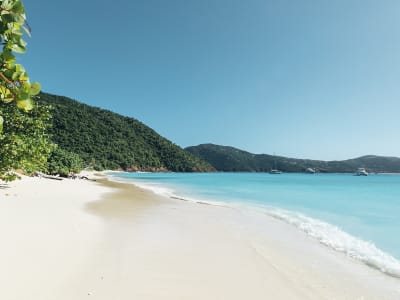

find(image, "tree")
[0,102,53,181]
[0,0,48,181]
[46,147,85,177]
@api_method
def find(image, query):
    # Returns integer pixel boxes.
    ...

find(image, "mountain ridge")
[185,143,400,173]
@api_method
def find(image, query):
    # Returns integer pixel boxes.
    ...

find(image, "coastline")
[108,172,400,278]
[1,175,399,299]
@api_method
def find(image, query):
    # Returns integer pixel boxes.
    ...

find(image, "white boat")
[269,169,282,174]
[270,154,282,174]
[305,167,316,174]
[355,168,368,176]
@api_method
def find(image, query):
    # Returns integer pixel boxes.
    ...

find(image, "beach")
[0,175,399,300]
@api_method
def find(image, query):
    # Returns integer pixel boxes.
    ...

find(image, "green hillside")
[40,93,214,172]
[186,144,400,173]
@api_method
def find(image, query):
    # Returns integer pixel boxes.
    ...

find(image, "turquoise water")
[109,172,400,277]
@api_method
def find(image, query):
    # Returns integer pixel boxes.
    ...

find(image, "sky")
[22,0,400,160]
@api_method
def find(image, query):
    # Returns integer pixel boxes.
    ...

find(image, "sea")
[108,172,400,278]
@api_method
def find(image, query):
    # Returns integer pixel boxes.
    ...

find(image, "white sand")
[0,176,399,300]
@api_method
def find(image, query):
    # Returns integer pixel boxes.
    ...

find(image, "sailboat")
[269,154,282,174]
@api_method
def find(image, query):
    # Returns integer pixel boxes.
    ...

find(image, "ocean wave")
[264,207,400,278]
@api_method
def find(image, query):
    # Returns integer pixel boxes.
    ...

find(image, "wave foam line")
[265,208,400,278]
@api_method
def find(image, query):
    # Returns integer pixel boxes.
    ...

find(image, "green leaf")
[16,98,34,111]
[12,1,25,14]
[0,116,3,132]
[1,13,15,23]
[30,82,41,96]
[1,0,14,10]
[0,86,14,103]
[11,70,21,80]
[22,25,31,37]
[2,49,15,63]
[11,43,26,53]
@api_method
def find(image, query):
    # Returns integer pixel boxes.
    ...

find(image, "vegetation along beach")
[1,0,400,299]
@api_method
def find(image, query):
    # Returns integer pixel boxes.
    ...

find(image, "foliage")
[0,0,41,113]
[46,147,85,177]
[40,93,214,172]
[0,0,45,181]
[186,144,400,173]
[0,102,53,181]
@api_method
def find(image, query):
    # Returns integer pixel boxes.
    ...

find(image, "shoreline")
[1,175,399,299]
[107,172,400,279]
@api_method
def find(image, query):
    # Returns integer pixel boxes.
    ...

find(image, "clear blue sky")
[23,0,400,160]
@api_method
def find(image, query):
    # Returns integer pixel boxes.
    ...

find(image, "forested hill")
[40,93,214,172]
[185,144,400,173]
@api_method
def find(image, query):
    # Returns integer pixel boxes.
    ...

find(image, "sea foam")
[264,207,400,278]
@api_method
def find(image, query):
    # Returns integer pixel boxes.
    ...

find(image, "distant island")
[186,144,400,173]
